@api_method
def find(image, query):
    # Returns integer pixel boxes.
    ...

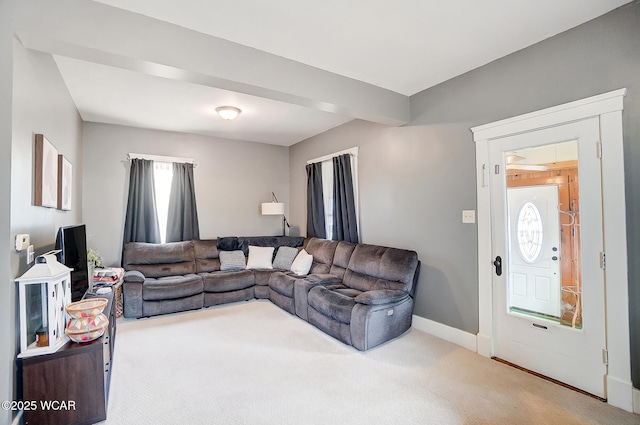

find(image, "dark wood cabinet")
[20,291,116,425]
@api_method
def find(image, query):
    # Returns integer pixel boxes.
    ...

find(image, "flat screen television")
[55,224,89,302]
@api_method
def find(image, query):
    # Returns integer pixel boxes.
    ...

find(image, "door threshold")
[492,357,606,402]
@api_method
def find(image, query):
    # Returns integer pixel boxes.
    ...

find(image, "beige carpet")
[101,300,640,425]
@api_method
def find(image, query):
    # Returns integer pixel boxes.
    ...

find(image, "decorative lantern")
[16,251,72,358]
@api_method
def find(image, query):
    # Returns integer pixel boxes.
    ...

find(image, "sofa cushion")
[354,289,409,305]
[201,270,255,293]
[142,274,203,301]
[253,269,276,286]
[329,241,357,279]
[305,238,338,274]
[325,284,363,299]
[272,246,299,270]
[343,244,419,293]
[308,307,352,345]
[123,241,196,278]
[268,272,297,298]
[193,239,220,273]
[246,245,274,269]
[219,250,246,271]
[308,285,357,324]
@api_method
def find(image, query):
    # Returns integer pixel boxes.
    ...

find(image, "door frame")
[472,89,631,411]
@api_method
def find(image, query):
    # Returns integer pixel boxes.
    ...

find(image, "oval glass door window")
[517,202,543,263]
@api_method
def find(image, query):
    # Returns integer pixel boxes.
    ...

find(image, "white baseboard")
[633,387,640,414]
[412,315,477,352]
[606,375,633,412]
[476,333,492,358]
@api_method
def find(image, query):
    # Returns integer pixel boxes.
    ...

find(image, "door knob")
[494,256,502,276]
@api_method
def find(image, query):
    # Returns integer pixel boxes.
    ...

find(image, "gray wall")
[1,6,84,424]
[0,3,19,423]
[290,119,479,333]
[82,123,290,267]
[11,43,84,271]
[289,0,640,380]
[410,0,640,385]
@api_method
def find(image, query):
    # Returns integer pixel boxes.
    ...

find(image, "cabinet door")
[23,345,106,425]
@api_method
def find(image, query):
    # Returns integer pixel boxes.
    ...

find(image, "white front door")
[489,117,607,397]
[507,185,561,318]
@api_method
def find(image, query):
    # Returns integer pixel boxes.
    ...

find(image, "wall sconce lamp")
[261,192,290,236]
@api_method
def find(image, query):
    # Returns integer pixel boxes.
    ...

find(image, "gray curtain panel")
[306,162,326,239]
[166,162,200,242]
[123,158,161,246]
[333,154,359,243]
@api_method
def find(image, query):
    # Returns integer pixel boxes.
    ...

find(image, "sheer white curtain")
[321,161,334,240]
[153,161,173,243]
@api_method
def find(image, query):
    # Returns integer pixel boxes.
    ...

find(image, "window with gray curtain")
[124,157,200,251]
[306,150,359,242]
[123,158,161,246]
[166,162,200,242]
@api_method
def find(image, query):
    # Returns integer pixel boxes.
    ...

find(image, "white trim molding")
[471,89,626,140]
[472,88,632,411]
[128,152,196,165]
[412,315,477,352]
[633,388,640,414]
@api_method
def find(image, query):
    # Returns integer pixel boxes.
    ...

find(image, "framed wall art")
[34,134,58,208]
[58,155,72,211]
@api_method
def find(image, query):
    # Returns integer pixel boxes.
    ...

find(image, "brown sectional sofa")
[122,236,420,351]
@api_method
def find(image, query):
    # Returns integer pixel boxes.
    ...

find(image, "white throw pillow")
[290,249,313,276]
[246,245,275,270]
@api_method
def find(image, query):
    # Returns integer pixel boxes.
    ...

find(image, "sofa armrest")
[350,296,414,351]
[354,289,409,306]
[293,274,342,321]
[124,270,145,283]
[122,278,143,318]
[303,273,342,285]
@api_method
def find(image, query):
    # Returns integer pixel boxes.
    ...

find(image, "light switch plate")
[462,210,476,224]
[27,245,34,264]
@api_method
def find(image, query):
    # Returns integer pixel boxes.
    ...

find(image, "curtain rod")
[128,153,196,166]
[307,147,358,164]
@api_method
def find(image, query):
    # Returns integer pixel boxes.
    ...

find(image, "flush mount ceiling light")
[216,106,241,120]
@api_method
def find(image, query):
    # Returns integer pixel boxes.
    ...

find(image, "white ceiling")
[53,56,352,146]
[50,0,631,146]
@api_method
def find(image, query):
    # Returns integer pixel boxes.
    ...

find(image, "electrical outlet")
[462,210,476,224]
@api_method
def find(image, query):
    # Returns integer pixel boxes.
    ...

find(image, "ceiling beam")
[18,0,409,126]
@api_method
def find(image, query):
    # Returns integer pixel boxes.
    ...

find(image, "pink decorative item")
[65,298,109,343]
[65,298,108,319]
